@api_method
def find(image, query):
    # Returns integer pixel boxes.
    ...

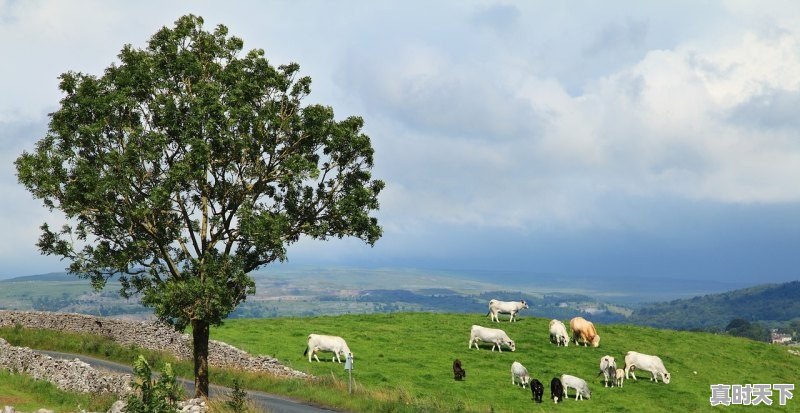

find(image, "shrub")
[124,355,182,413]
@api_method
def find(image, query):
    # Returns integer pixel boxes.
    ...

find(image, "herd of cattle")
[303,299,671,404]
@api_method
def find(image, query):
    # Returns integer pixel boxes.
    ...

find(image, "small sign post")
[344,353,354,394]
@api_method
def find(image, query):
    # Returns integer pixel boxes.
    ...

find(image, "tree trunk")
[192,319,210,398]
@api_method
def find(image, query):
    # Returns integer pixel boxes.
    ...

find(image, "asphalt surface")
[37,350,340,413]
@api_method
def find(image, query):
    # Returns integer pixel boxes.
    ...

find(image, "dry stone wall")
[0,338,132,395]
[0,310,308,379]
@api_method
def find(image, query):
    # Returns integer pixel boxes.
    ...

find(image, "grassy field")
[212,313,800,412]
[2,313,799,412]
[0,369,116,412]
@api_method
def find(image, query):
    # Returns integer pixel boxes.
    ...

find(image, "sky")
[0,1,799,287]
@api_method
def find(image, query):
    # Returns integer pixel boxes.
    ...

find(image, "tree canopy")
[15,14,383,396]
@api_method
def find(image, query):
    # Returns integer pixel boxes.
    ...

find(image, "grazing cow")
[530,379,544,403]
[303,334,352,363]
[569,317,600,347]
[561,374,591,400]
[487,299,529,322]
[453,359,466,381]
[469,325,516,352]
[549,319,569,347]
[625,351,671,384]
[615,368,625,387]
[550,377,565,404]
[598,355,617,387]
[511,361,531,388]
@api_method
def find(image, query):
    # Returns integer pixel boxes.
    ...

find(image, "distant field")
[0,269,630,322]
[212,313,800,412]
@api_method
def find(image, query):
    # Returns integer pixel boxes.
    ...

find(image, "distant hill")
[628,280,800,330]
[0,272,72,282]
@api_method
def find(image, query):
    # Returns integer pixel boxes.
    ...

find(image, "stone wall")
[0,338,132,395]
[0,310,308,379]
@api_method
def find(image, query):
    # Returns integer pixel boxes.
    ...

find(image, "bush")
[124,355,182,413]
[226,378,248,412]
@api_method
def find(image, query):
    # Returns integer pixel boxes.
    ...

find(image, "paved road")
[38,350,340,413]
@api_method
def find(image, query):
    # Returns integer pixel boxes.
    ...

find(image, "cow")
[561,374,591,400]
[549,319,569,347]
[598,355,617,387]
[511,361,530,388]
[615,368,625,387]
[453,359,466,381]
[303,334,352,363]
[550,377,565,404]
[624,351,671,384]
[530,379,544,403]
[469,325,516,352]
[569,316,600,347]
[487,299,529,322]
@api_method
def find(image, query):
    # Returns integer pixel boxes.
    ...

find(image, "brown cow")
[569,317,600,347]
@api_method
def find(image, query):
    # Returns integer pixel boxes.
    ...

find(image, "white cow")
[511,361,530,388]
[560,374,591,400]
[598,355,617,387]
[549,319,569,346]
[304,334,352,363]
[468,325,516,352]
[624,351,671,384]
[615,368,625,387]
[487,299,529,322]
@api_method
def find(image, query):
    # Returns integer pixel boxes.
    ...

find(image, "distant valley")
[1,267,798,338]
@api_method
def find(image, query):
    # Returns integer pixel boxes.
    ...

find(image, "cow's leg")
[313,352,321,362]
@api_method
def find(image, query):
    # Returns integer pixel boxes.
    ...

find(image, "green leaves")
[15,13,383,330]
[126,355,182,413]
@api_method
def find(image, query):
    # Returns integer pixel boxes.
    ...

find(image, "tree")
[15,15,383,397]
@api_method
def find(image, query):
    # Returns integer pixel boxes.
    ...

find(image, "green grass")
[212,313,800,412]
[3,314,800,412]
[0,369,116,412]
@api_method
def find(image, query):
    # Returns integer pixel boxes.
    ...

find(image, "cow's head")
[520,300,529,309]
[508,339,516,351]
[591,335,601,348]
[661,372,671,384]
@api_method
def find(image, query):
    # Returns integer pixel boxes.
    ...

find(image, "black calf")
[530,378,544,403]
[453,359,466,381]
[551,377,565,403]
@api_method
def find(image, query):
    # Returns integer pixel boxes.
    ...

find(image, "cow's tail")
[303,346,308,357]
[486,310,491,317]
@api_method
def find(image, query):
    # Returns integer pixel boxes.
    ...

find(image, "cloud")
[350,22,800,240]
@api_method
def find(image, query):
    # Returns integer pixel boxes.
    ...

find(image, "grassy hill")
[628,281,800,330]
[2,312,799,411]
[210,313,800,412]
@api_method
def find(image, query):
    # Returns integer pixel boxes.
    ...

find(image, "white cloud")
[359,22,800,234]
